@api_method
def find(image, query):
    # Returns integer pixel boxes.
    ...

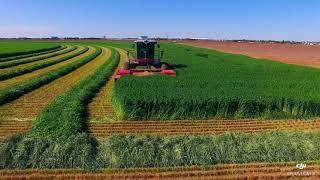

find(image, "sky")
[0,0,319,41]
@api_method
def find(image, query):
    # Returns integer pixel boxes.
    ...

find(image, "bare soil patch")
[181,40,320,68]
[0,161,319,179]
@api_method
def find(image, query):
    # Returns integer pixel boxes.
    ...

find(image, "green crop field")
[113,43,320,120]
[0,40,319,178]
[0,41,60,58]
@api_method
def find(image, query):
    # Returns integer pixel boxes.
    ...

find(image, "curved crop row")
[88,48,128,120]
[0,161,318,179]
[0,45,70,69]
[90,119,320,137]
[0,46,100,105]
[0,45,61,59]
[32,47,119,138]
[0,46,89,90]
[0,47,112,119]
[0,45,65,63]
[0,46,82,81]
[0,47,120,169]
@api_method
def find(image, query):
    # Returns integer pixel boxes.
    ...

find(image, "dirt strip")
[1,118,319,139]
[0,47,110,119]
[0,161,318,179]
[181,40,320,68]
[0,46,89,90]
[0,120,32,139]
[90,119,320,137]
[88,48,128,121]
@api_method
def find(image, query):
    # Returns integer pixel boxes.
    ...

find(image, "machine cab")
[114,36,176,81]
[134,37,159,60]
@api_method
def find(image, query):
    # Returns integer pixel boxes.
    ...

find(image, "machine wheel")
[123,62,130,70]
[161,63,168,70]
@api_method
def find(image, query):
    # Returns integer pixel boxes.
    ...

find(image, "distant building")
[18,37,31,40]
[63,37,80,40]
[187,37,209,40]
[51,36,60,40]
[302,41,319,46]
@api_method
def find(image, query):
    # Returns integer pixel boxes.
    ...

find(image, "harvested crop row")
[2,119,319,139]
[90,119,320,136]
[0,46,80,81]
[0,45,61,59]
[0,48,120,169]
[0,45,65,63]
[0,45,70,69]
[0,47,101,106]
[0,161,318,179]
[88,48,128,121]
[0,120,31,139]
[0,46,88,90]
[0,47,108,119]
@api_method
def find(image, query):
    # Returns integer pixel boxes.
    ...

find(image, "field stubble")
[90,119,320,137]
[88,48,128,121]
[0,161,318,179]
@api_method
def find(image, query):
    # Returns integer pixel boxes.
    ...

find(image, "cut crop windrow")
[2,131,320,169]
[0,45,61,59]
[0,45,65,63]
[0,46,89,90]
[0,47,119,169]
[0,45,71,69]
[0,46,99,105]
[0,47,111,119]
[32,47,119,138]
[0,46,80,81]
[2,41,320,173]
[95,132,320,168]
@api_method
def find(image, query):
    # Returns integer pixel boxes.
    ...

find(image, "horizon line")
[0,37,320,43]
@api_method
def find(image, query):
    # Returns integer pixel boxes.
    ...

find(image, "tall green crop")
[113,43,320,120]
